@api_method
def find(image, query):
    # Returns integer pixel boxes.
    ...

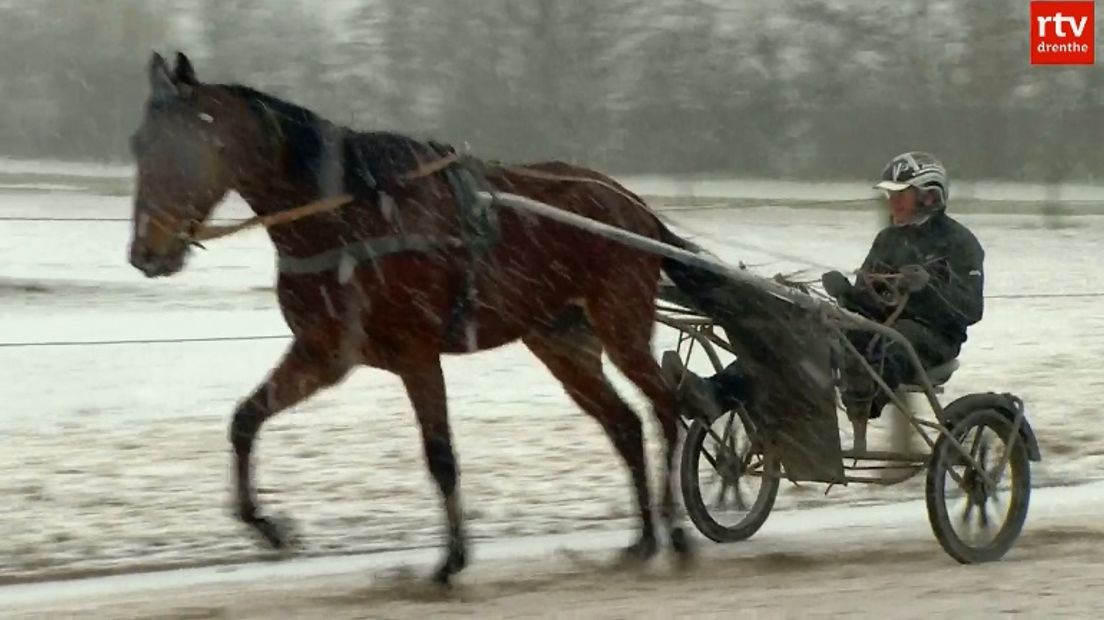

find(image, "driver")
[662,151,986,439]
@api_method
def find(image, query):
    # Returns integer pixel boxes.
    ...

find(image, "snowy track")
[5,481,1104,618]
[3,185,1104,612]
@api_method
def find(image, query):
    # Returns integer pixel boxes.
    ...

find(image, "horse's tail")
[652,216,734,311]
[654,217,701,254]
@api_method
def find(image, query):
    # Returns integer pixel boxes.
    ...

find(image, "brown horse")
[127,51,693,584]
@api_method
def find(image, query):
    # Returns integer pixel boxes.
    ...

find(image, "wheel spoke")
[978,501,991,530]
[959,496,975,525]
[707,417,748,512]
[732,478,749,511]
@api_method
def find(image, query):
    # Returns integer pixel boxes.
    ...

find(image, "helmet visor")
[873,179,912,192]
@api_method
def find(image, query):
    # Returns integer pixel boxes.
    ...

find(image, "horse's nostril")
[129,243,152,269]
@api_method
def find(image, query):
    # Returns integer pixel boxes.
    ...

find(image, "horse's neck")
[235,179,348,257]
[230,123,436,257]
[237,178,317,217]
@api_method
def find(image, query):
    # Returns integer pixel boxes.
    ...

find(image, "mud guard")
[941,392,1041,462]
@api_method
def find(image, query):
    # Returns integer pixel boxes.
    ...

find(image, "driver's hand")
[821,270,852,298]
[898,264,930,293]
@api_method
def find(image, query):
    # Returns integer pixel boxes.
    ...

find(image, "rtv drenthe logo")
[1031,1,1095,65]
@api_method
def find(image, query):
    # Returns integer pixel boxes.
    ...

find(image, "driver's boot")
[839,351,880,455]
[843,389,893,455]
[660,351,722,423]
[847,407,870,455]
[840,373,877,455]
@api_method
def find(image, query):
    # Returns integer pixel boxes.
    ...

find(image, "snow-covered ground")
[2,177,1103,592]
[0,157,134,179]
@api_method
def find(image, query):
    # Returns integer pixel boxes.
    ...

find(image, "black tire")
[925,408,1031,563]
[680,407,781,543]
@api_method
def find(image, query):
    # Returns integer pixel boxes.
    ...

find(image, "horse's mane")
[223,83,444,198]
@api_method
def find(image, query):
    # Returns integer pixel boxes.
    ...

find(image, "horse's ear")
[148,51,177,102]
[173,51,198,86]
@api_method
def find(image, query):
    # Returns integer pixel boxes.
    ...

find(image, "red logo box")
[1030,1,1095,65]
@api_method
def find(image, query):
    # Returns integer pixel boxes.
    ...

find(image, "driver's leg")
[707,359,752,412]
[890,320,961,376]
[839,330,880,408]
[841,321,960,452]
[660,352,748,422]
[838,329,887,453]
[840,322,949,417]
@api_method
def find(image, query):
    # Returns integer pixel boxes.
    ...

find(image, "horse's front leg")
[397,357,466,585]
[230,338,349,549]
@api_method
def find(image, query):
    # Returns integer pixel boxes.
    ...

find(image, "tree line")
[0,0,1099,183]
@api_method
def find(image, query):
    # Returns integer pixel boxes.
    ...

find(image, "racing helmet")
[873,151,949,211]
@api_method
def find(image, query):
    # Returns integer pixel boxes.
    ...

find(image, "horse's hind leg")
[523,307,658,562]
[231,339,349,549]
[587,270,694,558]
[394,355,467,585]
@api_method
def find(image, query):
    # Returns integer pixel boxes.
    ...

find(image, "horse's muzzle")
[129,240,188,277]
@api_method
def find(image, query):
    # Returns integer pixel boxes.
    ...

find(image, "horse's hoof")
[432,565,452,587]
[619,535,658,566]
[248,514,300,552]
[670,526,694,556]
[432,544,468,587]
[669,527,696,570]
[451,547,468,573]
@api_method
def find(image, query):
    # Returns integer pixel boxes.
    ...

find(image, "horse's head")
[128,51,235,277]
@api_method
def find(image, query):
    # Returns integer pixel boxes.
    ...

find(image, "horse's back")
[489,160,661,237]
[451,160,663,334]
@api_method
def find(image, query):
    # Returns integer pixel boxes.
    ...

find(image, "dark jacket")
[841,211,985,345]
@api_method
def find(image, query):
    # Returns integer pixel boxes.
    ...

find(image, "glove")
[821,270,852,299]
[898,264,930,293]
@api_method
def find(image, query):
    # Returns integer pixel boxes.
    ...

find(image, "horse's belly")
[438,281,586,354]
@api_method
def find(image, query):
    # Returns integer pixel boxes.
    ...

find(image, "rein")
[498,165,655,214]
[860,272,909,310]
[181,151,462,244]
[190,193,355,242]
[857,272,910,356]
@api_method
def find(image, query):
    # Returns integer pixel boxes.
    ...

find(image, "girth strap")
[428,144,500,351]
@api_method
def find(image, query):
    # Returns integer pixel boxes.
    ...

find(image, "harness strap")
[431,147,499,351]
[401,150,461,182]
[277,234,463,274]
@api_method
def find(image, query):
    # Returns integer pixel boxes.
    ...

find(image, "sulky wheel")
[680,406,780,543]
[925,408,1031,563]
